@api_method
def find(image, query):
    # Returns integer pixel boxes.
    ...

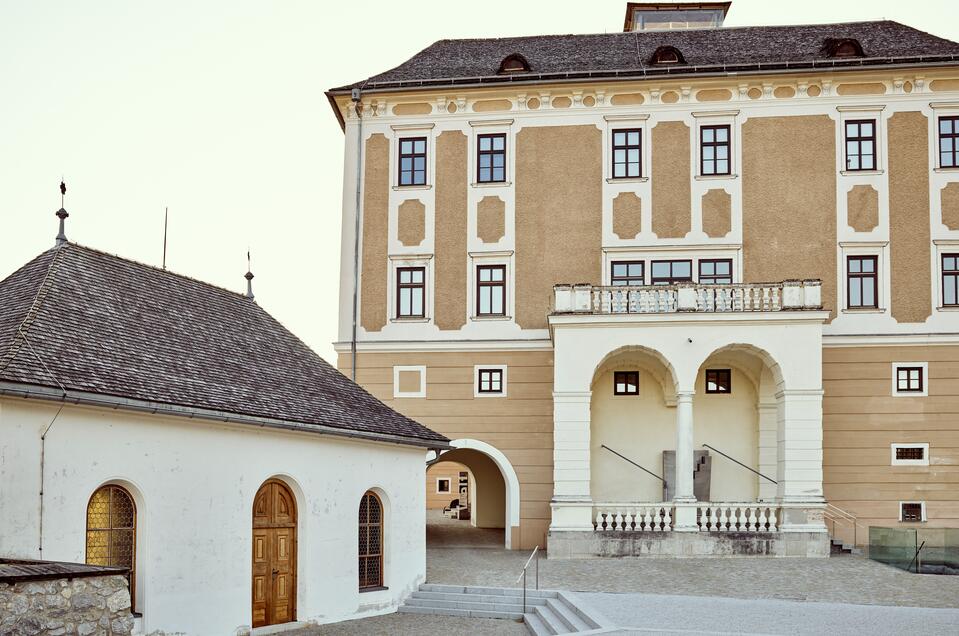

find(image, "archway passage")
[252,479,297,628]
[426,448,508,549]
[86,485,136,608]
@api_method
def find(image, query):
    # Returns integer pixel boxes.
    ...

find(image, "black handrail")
[907,540,926,573]
[702,443,778,485]
[601,445,666,483]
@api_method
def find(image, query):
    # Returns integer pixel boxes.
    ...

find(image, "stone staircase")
[398,583,607,634]
[830,538,862,556]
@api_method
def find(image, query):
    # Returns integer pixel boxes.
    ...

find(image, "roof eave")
[0,380,451,450]
[325,90,347,132]
[326,55,959,96]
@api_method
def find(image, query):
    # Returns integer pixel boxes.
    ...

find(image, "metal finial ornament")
[55,179,69,246]
[245,250,254,299]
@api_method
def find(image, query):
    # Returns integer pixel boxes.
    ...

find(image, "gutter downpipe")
[350,88,363,381]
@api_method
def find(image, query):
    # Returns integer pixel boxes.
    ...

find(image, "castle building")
[326,2,959,557]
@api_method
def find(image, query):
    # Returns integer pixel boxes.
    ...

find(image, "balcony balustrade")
[593,502,782,533]
[553,280,822,315]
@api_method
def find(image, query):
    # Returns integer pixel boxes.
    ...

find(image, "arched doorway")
[86,484,137,607]
[252,479,296,628]
[426,439,521,549]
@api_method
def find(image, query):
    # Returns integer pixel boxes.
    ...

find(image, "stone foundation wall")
[0,574,133,636]
[548,531,830,559]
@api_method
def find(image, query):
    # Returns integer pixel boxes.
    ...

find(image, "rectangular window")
[396,267,425,318]
[477,133,506,183]
[398,137,427,186]
[650,260,693,285]
[844,120,876,171]
[900,502,925,523]
[698,259,733,284]
[476,265,506,316]
[896,366,924,393]
[940,116,959,168]
[611,129,642,179]
[436,478,451,494]
[613,371,639,395]
[705,369,731,394]
[846,255,878,309]
[477,368,504,394]
[611,261,645,286]
[700,125,731,176]
[891,443,930,466]
[943,253,959,307]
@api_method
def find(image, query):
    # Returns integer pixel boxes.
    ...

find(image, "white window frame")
[839,242,887,313]
[899,501,927,523]
[390,123,435,190]
[474,364,508,398]
[934,241,959,310]
[393,365,426,398]
[389,255,433,323]
[692,110,739,180]
[930,102,959,172]
[891,362,928,397]
[601,246,742,286]
[469,119,513,187]
[435,478,452,494]
[891,443,930,466]
[836,106,885,176]
[604,114,650,183]
[469,251,513,321]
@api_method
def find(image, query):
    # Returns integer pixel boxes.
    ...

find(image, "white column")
[550,391,594,531]
[777,389,827,534]
[673,390,698,531]
[757,400,779,501]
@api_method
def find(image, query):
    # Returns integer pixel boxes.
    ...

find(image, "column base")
[672,499,699,532]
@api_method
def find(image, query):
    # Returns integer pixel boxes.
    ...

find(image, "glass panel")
[399,291,411,316]
[493,136,505,151]
[413,140,425,154]
[493,154,505,167]
[627,131,640,146]
[703,128,714,142]
[862,279,875,307]
[861,122,873,137]
[614,149,626,164]
[612,263,627,276]
[846,122,857,137]
[491,290,503,314]
[942,138,954,153]
[850,279,861,306]
[400,140,412,154]
[411,289,423,315]
[413,157,425,171]
[493,167,504,181]
[613,164,625,178]
[613,132,626,145]
[716,261,730,275]
[943,151,955,168]
[411,269,424,283]
[846,140,858,156]
[479,168,491,182]
[627,149,639,164]
[940,119,952,134]
[400,157,412,172]
[627,263,643,276]
[946,276,957,305]
[703,160,715,174]
[479,137,491,151]
[652,262,669,278]
[479,288,491,314]
[849,258,862,273]
[862,258,875,273]
[479,268,491,282]
[861,140,874,156]
[674,261,691,278]
[701,261,715,276]
[717,160,728,174]
[945,256,955,269]
[716,146,728,160]
[869,526,918,572]
[716,127,728,142]
[703,146,714,160]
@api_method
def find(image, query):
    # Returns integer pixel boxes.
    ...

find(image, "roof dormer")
[498,53,531,74]
[624,2,730,32]
[824,37,865,58]
[649,45,686,65]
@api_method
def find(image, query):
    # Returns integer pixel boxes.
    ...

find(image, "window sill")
[842,308,885,314]
[392,317,431,323]
[938,306,959,311]
[934,167,959,173]
[475,392,507,398]
[471,315,512,321]
[359,586,389,594]
[606,177,648,184]
[840,169,884,176]
[471,181,511,188]
[392,184,432,191]
[695,174,738,181]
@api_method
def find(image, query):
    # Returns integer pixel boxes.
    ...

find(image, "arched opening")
[252,479,297,628]
[694,344,783,503]
[86,484,137,609]
[426,439,520,549]
[590,346,678,503]
[358,491,384,590]
[649,45,686,65]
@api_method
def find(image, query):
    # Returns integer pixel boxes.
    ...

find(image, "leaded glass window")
[86,485,136,606]
[358,491,383,589]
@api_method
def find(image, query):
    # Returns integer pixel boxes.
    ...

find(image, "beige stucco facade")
[333,63,959,552]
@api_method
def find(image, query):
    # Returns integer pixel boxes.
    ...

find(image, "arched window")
[86,485,136,606]
[649,46,685,65]
[358,491,383,589]
[498,53,531,74]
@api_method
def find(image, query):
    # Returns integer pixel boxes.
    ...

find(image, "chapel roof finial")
[55,179,69,247]
[245,250,254,299]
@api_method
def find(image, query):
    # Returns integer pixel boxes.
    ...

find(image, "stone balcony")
[553,280,823,315]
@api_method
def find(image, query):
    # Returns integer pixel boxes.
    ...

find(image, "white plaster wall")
[590,368,674,502]
[0,398,428,636]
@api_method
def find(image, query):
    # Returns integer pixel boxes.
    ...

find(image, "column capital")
[676,390,695,401]
[553,390,592,402]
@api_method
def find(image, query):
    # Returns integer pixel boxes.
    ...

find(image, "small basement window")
[899,502,926,523]
[614,371,639,395]
[891,443,929,466]
[705,369,731,394]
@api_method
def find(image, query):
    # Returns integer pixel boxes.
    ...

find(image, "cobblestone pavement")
[426,547,959,608]
[426,509,504,548]
[286,613,526,635]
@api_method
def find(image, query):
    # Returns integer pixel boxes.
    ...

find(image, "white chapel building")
[0,230,450,634]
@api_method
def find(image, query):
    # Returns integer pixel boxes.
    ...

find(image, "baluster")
[768,507,777,532]
[717,507,727,531]
[641,508,652,532]
[595,510,604,530]
[746,507,757,532]
[662,506,672,531]
[772,287,781,310]
[706,506,715,531]
[613,511,623,531]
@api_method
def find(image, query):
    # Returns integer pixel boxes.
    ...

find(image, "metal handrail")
[823,503,866,548]
[601,445,666,483]
[702,444,777,484]
[907,540,926,573]
[514,545,540,613]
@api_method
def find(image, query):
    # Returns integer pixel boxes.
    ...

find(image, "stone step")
[533,604,568,634]
[398,605,524,620]
[404,596,528,614]
[411,590,548,606]
[523,612,550,636]
[419,583,557,599]
[544,597,593,632]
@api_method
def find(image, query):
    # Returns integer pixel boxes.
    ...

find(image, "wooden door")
[252,480,297,627]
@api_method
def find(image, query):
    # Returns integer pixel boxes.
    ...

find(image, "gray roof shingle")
[0,243,448,446]
[331,20,959,92]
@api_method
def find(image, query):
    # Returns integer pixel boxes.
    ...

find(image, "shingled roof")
[0,243,448,447]
[330,20,959,93]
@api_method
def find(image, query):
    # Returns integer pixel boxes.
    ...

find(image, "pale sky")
[2,1,957,363]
